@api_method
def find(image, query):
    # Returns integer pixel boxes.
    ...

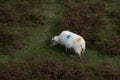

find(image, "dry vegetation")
[98,35,120,55]
[0,4,17,25]
[97,9,120,55]
[0,27,13,52]
[0,0,44,52]
[16,0,44,26]
[0,59,119,80]
[0,0,44,25]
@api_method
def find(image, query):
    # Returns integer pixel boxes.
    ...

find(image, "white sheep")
[50,30,86,62]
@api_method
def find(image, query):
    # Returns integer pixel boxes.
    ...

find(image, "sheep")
[50,30,86,62]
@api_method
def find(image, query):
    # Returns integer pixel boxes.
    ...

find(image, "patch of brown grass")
[98,35,120,55]
[0,0,44,52]
[95,62,120,80]
[0,59,120,80]
[16,0,44,26]
[0,4,17,25]
[0,62,29,80]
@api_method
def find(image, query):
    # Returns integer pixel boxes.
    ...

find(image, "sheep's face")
[50,36,58,47]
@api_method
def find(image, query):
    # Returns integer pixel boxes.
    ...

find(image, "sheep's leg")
[65,48,68,53]
[79,46,86,63]
[80,53,86,63]
[66,48,71,54]
[79,55,84,63]
[75,48,84,63]
[81,54,86,63]
[68,48,71,54]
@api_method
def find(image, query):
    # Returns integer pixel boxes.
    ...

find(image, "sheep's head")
[50,36,58,47]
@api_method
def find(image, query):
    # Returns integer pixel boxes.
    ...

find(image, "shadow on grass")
[45,39,76,58]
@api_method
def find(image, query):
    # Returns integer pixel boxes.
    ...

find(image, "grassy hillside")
[0,0,120,80]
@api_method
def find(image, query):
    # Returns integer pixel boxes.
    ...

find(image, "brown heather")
[0,59,119,80]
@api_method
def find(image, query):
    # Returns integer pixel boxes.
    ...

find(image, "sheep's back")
[59,31,83,48]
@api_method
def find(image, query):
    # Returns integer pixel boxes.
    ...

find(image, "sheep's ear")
[52,37,54,40]
[55,36,59,40]
[54,35,57,38]
[52,36,56,40]
[52,35,58,41]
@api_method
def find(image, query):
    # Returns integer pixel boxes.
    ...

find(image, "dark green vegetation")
[0,0,120,80]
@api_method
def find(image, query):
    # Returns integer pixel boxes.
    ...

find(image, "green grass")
[0,0,120,69]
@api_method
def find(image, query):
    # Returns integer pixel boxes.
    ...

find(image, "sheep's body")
[52,31,85,56]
